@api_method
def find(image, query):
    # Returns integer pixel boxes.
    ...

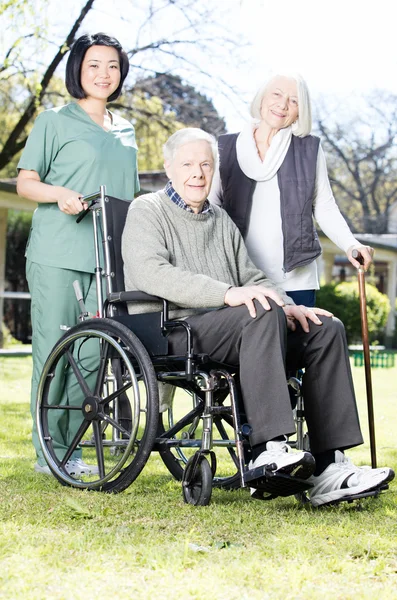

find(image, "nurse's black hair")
[66,32,129,102]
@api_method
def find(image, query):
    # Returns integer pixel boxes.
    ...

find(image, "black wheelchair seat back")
[103,195,130,295]
[103,195,168,356]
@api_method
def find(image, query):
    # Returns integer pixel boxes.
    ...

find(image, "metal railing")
[0,291,31,300]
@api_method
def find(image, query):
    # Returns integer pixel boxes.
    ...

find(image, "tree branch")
[0,0,95,171]
[0,34,35,73]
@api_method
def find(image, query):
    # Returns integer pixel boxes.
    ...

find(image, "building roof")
[354,233,397,252]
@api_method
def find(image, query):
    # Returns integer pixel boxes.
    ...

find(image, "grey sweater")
[121,190,294,317]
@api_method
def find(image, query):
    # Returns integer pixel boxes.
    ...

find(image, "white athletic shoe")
[249,440,315,496]
[308,451,394,507]
[34,458,99,477]
[34,463,52,475]
[65,458,99,476]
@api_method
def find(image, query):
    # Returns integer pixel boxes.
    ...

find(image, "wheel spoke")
[94,340,110,397]
[92,421,106,478]
[101,381,133,408]
[66,350,93,398]
[60,419,91,467]
[41,404,81,410]
[101,413,131,439]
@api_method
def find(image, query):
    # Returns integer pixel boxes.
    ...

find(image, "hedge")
[316,282,390,345]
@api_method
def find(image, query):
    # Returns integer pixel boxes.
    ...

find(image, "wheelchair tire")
[182,454,212,506]
[36,318,159,492]
[157,410,241,490]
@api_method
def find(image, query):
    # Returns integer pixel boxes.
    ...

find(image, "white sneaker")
[34,463,51,475]
[34,458,99,477]
[64,458,99,476]
[249,440,315,496]
[308,451,395,507]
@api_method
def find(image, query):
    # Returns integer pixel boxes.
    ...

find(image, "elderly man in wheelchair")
[120,127,394,507]
[35,127,393,508]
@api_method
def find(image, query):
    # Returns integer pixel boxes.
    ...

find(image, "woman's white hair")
[163,127,219,165]
[250,73,312,137]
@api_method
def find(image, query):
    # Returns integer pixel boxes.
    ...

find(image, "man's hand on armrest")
[224,285,285,318]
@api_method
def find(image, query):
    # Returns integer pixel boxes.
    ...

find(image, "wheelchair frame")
[36,186,311,505]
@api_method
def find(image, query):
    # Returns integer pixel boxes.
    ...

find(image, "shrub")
[392,298,397,349]
[316,282,390,345]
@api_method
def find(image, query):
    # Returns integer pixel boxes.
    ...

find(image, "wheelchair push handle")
[75,190,103,223]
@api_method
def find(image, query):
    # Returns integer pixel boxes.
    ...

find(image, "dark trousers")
[168,301,363,453]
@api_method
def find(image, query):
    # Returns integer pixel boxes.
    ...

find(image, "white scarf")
[236,122,292,181]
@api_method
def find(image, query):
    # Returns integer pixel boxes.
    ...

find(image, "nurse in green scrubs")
[16,33,139,475]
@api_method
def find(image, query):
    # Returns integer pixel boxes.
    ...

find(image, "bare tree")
[316,92,397,233]
[0,0,243,175]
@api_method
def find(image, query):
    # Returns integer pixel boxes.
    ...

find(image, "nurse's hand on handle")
[56,187,87,215]
[16,169,87,215]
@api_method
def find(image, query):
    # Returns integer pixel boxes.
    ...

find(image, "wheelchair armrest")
[108,291,162,303]
[107,291,194,380]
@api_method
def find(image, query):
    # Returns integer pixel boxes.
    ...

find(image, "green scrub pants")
[26,260,98,465]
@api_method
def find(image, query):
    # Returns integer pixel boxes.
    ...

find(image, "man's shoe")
[249,440,315,496]
[334,450,394,481]
[34,458,99,477]
[308,452,395,507]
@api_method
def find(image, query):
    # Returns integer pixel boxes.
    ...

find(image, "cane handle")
[351,248,364,266]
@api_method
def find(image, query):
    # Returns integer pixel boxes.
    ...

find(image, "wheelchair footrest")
[318,485,387,507]
[245,465,313,500]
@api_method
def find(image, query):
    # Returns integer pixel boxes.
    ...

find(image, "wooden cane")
[352,249,377,468]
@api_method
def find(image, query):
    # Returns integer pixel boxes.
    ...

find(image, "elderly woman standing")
[209,74,373,307]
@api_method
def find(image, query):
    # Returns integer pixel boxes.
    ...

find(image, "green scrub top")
[18,103,139,272]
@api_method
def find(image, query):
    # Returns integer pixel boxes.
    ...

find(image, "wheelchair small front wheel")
[182,454,212,506]
[158,402,241,491]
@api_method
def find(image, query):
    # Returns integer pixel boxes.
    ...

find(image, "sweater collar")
[164,181,212,214]
[236,122,292,181]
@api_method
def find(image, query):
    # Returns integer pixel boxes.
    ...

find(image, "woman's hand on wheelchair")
[56,186,88,215]
[224,285,285,318]
[283,305,333,332]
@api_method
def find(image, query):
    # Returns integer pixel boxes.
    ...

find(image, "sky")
[237,0,397,95]
[217,0,397,130]
[2,0,397,131]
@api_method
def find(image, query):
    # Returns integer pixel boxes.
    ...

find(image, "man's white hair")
[250,73,312,137]
[163,127,219,165]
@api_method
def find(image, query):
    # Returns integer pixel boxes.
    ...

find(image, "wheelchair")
[36,186,311,505]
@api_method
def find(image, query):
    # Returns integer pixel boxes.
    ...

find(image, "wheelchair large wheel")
[157,394,241,490]
[36,319,159,492]
[182,454,212,506]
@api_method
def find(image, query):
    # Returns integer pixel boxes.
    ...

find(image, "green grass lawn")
[0,356,396,600]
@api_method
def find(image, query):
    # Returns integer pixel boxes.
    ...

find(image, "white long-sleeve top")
[208,124,359,292]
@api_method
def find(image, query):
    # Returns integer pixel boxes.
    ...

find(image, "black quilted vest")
[218,133,322,273]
